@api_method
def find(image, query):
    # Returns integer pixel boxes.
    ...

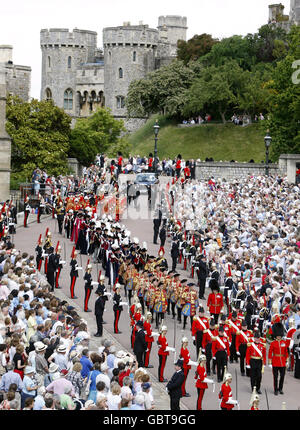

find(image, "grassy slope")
[128,116,267,162]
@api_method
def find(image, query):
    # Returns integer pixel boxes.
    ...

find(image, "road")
[13,189,300,411]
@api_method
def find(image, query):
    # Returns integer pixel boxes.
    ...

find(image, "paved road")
[13,195,300,411]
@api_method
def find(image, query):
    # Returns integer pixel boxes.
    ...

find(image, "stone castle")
[40,16,187,131]
[268,0,300,30]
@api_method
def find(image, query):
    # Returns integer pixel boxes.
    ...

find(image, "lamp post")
[264,130,272,176]
[153,120,160,175]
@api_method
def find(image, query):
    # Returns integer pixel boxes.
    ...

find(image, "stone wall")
[5,63,31,102]
[0,66,11,201]
[195,161,281,181]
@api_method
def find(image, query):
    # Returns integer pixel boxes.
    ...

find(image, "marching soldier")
[219,369,239,410]
[143,311,158,368]
[182,283,198,330]
[70,247,80,299]
[157,325,174,382]
[54,243,64,289]
[195,354,214,410]
[23,195,31,228]
[55,201,65,235]
[192,306,209,358]
[170,274,180,319]
[179,337,192,397]
[35,234,43,272]
[246,330,266,394]
[131,303,143,349]
[94,284,108,337]
[83,261,94,312]
[202,319,218,376]
[285,318,296,372]
[153,282,167,329]
[236,320,253,376]
[176,279,187,324]
[227,310,242,363]
[268,322,289,395]
[46,246,58,292]
[113,284,125,334]
[207,278,224,324]
[212,325,230,383]
[43,229,52,274]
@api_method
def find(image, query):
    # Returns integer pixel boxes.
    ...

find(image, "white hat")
[115,350,126,359]
[57,345,67,353]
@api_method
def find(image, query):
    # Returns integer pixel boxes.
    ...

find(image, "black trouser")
[205,343,213,375]
[215,350,227,382]
[183,315,193,330]
[171,302,176,318]
[177,306,182,323]
[211,313,220,324]
[96,312,104,336]
[46,271,55,291]
[250,358,262,391]
[272,366,286,392]
[155,312,164,329]
[172,257,177,272]
[153,228,159,244]
[170,395,180,410]
[135,350,145,368]
[198,278,206,298]
[167,298,170,314]
[58,218,64,234]
[230,334,238,362]
[239,343,248,375]
[138,296,145,314]
[127,289,133,305]
[195,331,204,358]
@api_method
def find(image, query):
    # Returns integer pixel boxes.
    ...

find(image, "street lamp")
[264,130,272,176]
[153,120,160,175]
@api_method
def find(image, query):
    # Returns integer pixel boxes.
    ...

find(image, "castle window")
[48,56,51,68]
[45,88,52,101]
[68,56,72,69]
[133,51,136,62]
[116,96,125,109]
[64,89,73,110]
[118,67,123,78]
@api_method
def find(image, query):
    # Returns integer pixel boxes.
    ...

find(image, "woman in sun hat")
[21,366,38,409]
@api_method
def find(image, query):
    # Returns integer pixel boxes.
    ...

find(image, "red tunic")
[268,339,289,367]
[207,292,223,315]
[191,316,209,337]
[158,335,169,356]
[212,335,230,357]
[180,347,191,370]
[176,160,181,169]
[220,383,234,410]
[144,320,154,343]
[195,365,208,389]
[236,329,252,350]
[285,328,296,349]
[202,328,218,350]
[246,341,266,366]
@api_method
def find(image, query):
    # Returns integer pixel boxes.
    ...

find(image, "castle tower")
[40,28,97,116]
[103,22,159,120]
[0,66,11,201]
[157,16,187,57]
[268,3,285,23]
[290,0,300,24]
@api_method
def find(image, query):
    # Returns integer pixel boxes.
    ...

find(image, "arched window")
[133,51,136,62]
[118,67,123,78]
[45,88,52,101]
[64,89,73,110]
[116,96,125,109]
[68,56,72,69]
[48,56,51,68]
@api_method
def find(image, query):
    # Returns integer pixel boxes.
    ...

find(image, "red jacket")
[220,383,234,410]
[176,160,181,169]
[246,341,266,366]
[268,339,289,367]
[191,316,209,337]
[144,320,154,343]
[195,365,208,389]
[207,292,223,315]
[202,328,218,350]
[158,335,169,356]
[227,318,242,337]
[285,328,296,349]
[180,347,191,370]
[236,329,252,351]
[212,335,230,357]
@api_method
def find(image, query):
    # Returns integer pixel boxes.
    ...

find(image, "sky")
[1,0,291,100]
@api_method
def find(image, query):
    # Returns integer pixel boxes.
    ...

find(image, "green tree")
[177,34,218,65]
[265,26,300,160]
[126,60,195,118]
[181,60,246,123]
[6,96,71,178]
[69,107,129,165]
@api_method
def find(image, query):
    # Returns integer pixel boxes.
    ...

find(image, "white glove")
[213,356,216,360]
[227,398,238,405]
[236,352,240,356]
[246,365,250,369]
[104,292,112,297]
[152,332,159,337]
[268,364,272,368]
[91,281,98,286]
[120,302,128,306]
[188,360,198,367]
[76,267,83,270]
[203,378,214,384]
[165,347,175,352]
[54,214,57,218]
[59,260,66,265]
